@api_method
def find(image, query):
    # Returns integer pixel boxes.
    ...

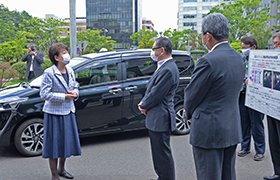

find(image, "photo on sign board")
[263,70,272,89]
[273,71,280,91]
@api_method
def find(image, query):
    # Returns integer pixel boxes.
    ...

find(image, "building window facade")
[178,0,232,32]
[183,22,197,26]
[86,0,141,49]
[183,6,197,11]
[183,14,197,18]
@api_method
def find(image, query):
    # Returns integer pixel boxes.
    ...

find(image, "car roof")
[70,49,192,70]
[80,49,191,60]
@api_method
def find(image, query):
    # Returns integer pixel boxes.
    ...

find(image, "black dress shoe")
[254,154,264,161]
[238,150,251,157]
[263,175,280,180]
[58,170,74,179]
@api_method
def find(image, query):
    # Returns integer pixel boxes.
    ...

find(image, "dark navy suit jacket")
[184,43,244,149]
[140,59,179,132]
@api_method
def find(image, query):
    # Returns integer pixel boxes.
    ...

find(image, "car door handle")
[109,88,122,94]
[81,98,88,103]
[125,86,137,91]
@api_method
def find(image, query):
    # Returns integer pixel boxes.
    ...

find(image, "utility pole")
[268,0,278,49]
[270,0,278,35]
[70,0,77,58]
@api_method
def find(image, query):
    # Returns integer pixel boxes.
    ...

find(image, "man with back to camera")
[184,13,244,180]
[22,43,44,81]
[238,36,265,161]
[138,37,179,180]
[263,32,280,180]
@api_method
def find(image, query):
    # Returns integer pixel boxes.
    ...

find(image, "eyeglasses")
[152,47,162,51]
[274,42,280,46]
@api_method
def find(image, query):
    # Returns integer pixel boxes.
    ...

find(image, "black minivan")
[0,49,194,156]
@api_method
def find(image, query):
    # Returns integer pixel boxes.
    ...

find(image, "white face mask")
[62,53,71,64]
[150,49,162,62]
[241,48,250,57]
[150,50,158,61]
[202,34,209,52]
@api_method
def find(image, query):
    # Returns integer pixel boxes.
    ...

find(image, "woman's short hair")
[202,13,229,40]
[48,43,69,65]
[272,32,280,40]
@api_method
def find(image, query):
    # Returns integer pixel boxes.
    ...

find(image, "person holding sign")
[237,36,265,161]
[263,32,280,180]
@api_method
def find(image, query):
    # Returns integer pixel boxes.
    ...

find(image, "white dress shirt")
[156,57,173,72]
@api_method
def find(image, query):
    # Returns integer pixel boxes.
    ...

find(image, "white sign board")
[77,41,89,54]
[245,50,280,120]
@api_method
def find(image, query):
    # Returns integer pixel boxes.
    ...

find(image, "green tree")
[42,59,52,71]
[163,28,191,50]
[130,29,158,49]
[230,40,242,53]
[178,31,205,51]
[79,29,115,53]
[209,0,271,48]
[0,62,18,88]
[0,4,18,41]
[59,29,116,53]
[25,17,68,54]
[0,4,33,41]
[0,41,22,62]
[12,62,27,80]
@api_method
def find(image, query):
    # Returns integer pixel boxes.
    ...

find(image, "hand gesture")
[65,91,77,100]
[31,51,37,56]
[138,102,147,115]
[27,47,31,54]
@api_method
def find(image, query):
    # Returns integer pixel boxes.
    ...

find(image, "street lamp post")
[69,0,77,58]
[104,28,108,48]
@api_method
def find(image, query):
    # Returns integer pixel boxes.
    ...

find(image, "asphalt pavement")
[0,116,274,180]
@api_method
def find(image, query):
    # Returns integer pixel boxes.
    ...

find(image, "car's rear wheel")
[173,104,190,135]
[14,118,44,156]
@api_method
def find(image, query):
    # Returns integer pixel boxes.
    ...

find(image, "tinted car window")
[75,62,118,86]
[173,55,194,77]
[126,58,157,79]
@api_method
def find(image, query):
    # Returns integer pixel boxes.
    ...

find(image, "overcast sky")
[0,0,178,32]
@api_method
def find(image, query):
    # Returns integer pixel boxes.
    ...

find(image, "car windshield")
[30,57,87,87]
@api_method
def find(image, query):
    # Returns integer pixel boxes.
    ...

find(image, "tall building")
[86,0,142,49]
[45,15,87,39]
[260,0,279,48]
[142,18,155,32]
[177,0,232,33]
[45,14,58,20]
[59,17,87,38]
[261,0,279,33]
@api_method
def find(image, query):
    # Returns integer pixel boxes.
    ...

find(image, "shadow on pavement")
[80,129,149,147]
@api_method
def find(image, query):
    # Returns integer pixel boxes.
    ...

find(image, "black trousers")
[193,145,237,180]
[27,71,35,82]
[239,92,265,154]
[148,130,175,180]
[267,116,280,175]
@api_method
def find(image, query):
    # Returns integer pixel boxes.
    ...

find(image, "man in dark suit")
[184,13,244,180]
[138,37,179,180]
[263,32,280,180]
[22,43,44,81]
[238,36,265,161]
